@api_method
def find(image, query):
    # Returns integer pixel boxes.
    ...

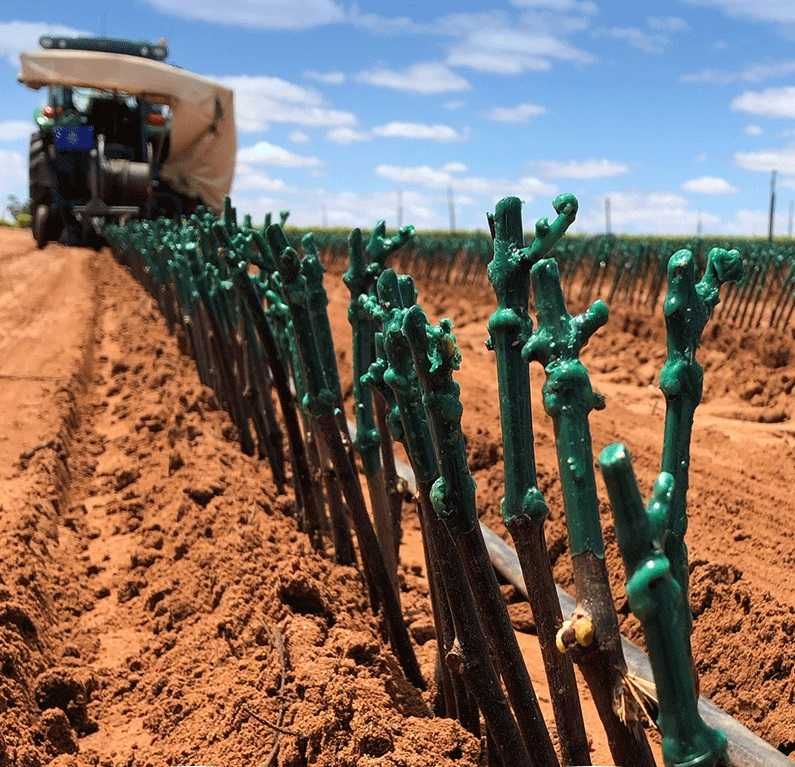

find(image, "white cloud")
[487,102,547,123]
[372,122,464,141]
[237,141,321,167]
[510,0,598,13]
[579,191,720,235]
[514,176,559,198]
[443,100,466,110]
[745,124,764,136]
[233,163,287,193]
[145,0,345,29]
[647,16,689,32]
[682,176,738,194]
[594,26,666,54]
[237,187,440,228]
[326,122,464,143]
[139,5,594,83]
[0,21,88,65]
[539,158,629,179]
[348,10,425,34]
[212,75,356,132]
[376,164,458,188]
[681,60,795,85]
[234,173,286,192]
[304,70,345,85]
[356,61,470,94]
[735,145,795,174]
[318,189,438,227]
[732,87,795,119]
[594,15,687,54]
[686,1,795,25]
[326,127,371,144]
[288,130,310,144]
[375,162,556,203]
[722,207,790,236]
[445,15,593,74]
[0,121,32,142]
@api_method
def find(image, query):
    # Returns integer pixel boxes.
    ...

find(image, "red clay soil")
[0,226,792,765]
[0,230,478,766]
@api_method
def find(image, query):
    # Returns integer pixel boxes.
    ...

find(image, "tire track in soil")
[0,231,100,764]
[51,269,157,755]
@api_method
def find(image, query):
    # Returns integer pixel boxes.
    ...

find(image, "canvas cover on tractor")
[19,49,235,211]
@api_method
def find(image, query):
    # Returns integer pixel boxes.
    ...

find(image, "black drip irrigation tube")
[362,423,791,767]
[481,527,790,767]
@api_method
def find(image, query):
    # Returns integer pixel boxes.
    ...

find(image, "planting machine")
[18,35,235,247]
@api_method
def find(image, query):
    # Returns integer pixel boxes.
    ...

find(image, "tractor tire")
[29,132,63,247]
[32,204,51,249]
[29,131,54,207]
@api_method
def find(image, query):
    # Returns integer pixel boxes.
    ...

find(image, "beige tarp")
[18,49,235,211]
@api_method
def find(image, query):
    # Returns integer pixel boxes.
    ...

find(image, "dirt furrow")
[0,232,99,764]
[0,243,480,765]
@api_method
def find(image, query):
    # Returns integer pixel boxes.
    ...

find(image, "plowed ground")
[0,227,792,765]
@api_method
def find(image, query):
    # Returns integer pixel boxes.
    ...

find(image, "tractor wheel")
[29,132,55,208]
[33,204,51,249]
[29,132,62,247]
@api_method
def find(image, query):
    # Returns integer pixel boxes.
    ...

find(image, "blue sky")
[4,0,795,234]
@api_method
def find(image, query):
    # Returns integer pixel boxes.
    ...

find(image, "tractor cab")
[19,36,235,248]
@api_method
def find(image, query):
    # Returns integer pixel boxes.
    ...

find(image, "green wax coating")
[344,227,381,475]
[301,232,343,406]
[366,220,415,275]
[249,229,279,274]
[486,194,578,528]
[376,269,439,485]
[659,247,743,597]
[403,306,477,535]
[344,222,415,476]
[600,443,727,767]
[362,329,404,443]
[523,257,608,557]
[266,225,335,418]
